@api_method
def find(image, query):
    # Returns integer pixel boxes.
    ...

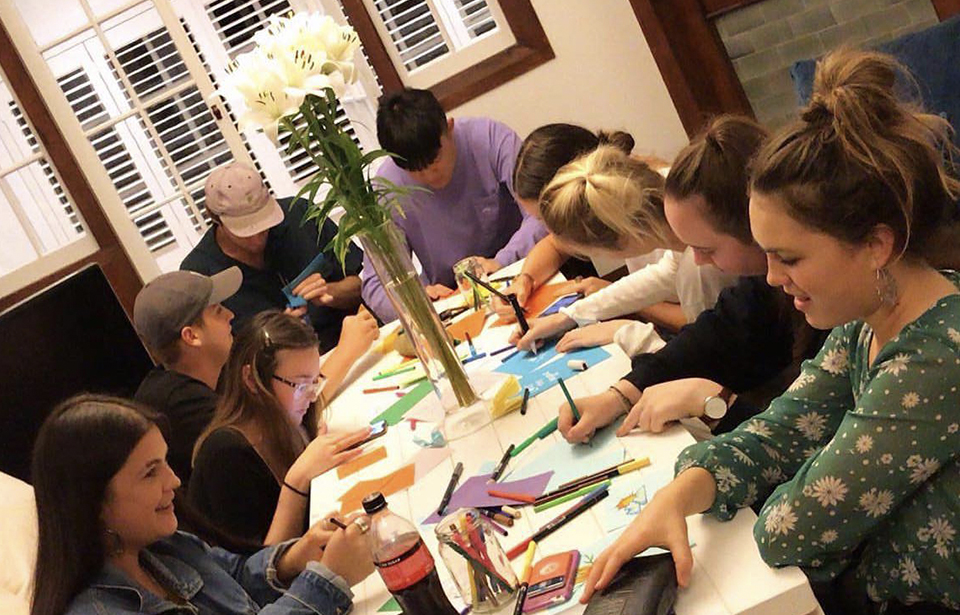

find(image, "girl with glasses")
[190,310,375,545]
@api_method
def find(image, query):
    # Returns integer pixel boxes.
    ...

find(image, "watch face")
[704,396,727,420]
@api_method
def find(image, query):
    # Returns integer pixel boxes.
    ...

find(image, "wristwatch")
[703,387,734,420]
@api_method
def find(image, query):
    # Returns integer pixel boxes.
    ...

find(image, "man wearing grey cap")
[132,267,241,485]
[180,162,364,352]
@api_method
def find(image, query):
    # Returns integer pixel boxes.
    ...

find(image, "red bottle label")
[375,539,436,591]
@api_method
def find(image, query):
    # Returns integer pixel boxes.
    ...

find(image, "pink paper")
[423,471,553,524]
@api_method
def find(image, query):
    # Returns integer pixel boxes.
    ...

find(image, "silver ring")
[353,517,370,534]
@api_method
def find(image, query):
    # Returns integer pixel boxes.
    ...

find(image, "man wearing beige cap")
[181,162,363,351]
[133,267,241,485]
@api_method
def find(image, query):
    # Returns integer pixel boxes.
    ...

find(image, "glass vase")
[359,220,489,440]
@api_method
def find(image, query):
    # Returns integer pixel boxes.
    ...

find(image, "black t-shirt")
[622,276,829,433]
[180,197,364,352]
[134,367,217,485]
[188,427,279,544]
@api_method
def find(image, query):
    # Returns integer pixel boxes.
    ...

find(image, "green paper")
[378,597,401,612]
[371,380,433,426]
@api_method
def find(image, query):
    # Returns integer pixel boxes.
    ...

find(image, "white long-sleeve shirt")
[560,247,738,356]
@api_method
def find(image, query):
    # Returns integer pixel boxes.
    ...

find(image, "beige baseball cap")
[133,267,242,352]
[204,162,283,237]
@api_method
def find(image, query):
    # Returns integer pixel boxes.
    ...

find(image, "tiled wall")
[716,0,939,127]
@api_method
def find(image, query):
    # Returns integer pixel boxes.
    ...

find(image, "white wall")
[452,0,688,162]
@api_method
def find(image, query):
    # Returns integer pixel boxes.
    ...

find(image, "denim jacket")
[66,532,354,615]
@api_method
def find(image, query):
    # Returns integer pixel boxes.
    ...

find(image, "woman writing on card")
[553,115,827,438]
[582,49,960,615]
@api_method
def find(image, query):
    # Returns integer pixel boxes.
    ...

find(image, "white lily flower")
[226,12,360,142]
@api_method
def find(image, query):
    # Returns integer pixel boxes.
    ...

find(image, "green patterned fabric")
[678,272,960,609]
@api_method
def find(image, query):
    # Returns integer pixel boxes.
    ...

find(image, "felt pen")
[554,457,652,492]
[490,344,515,356]
[556,377,581,423]
[328,517,348,530]
[486,488,536,504]
[501,505,522,519]
[463,270,531,335]
[476,507,514,526]
[510,417,559,457]
[461,352,487,365]
[490,444,515,482]
[513,541,538,615]
[519,388,530,416]
[507,484,609,559]
[437,462,463,516]
[464,332,477,356]
[533,479,612,513]
[362,385,400,394]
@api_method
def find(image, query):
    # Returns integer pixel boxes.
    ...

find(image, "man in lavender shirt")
[361,89,548,322]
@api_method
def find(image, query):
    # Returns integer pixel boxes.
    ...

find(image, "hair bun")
[597,130,635,154]
[800,98,834,125]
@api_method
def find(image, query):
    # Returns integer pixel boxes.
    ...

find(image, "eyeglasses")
[272,374,324,401]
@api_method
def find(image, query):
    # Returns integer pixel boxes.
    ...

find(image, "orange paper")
[336,446,388,479]
[446,309,488,341]
[338,463,416,513]
[491,281,582,327]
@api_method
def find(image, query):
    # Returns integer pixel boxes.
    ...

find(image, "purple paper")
[422,471,553,524]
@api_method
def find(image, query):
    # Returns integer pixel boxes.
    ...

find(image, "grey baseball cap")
[133,267,242,352]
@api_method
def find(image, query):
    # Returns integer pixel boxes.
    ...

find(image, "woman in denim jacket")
[29,394,374,615]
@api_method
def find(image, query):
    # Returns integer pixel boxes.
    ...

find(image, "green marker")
[510,417,559,457]
[533,480,611,513]
[557,377,580,423]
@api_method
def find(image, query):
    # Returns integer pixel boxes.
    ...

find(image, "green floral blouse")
[677,273,960,609]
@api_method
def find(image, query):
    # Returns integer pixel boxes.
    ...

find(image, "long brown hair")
[30,395,158,615]
[538,145,670,251]
[195,310,320,480]
[751,48,960,265]
[665,115,768,245]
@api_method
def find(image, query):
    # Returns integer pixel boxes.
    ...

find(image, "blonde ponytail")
[539,146,669,251]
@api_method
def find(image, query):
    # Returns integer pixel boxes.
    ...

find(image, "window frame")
[339,0,553,109]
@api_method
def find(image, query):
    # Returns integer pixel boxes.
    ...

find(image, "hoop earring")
[876,267,899,308]
[105,528,124,556]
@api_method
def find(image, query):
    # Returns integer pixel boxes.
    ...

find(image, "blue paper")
[497,344,611,397]
[282,252,327,308]
[537,292,583,317]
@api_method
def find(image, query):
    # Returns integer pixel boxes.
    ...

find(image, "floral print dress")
[677,272,960,609]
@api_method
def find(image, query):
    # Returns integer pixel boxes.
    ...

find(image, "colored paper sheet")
[422,471,553,524]
[336,445,387,479]
[377,597,400,612]
[338,463,416,513]
[537,292,583,317]
[446,309,488,342]
[601,466,674,533]
[496,343,611,397]
[282,252,326,308]
[505,423,626,491]
[490,281,583,327]
[494,340,566,377]
[525,281,583,317]
[370,380,433,426]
